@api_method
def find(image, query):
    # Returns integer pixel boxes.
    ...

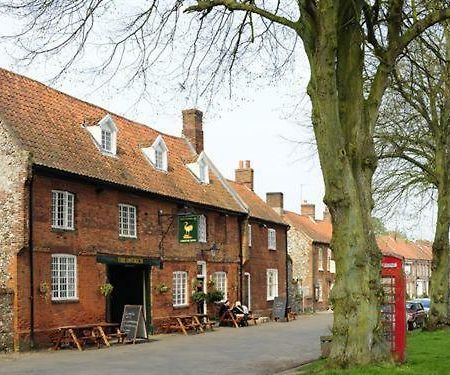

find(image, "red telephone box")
[381,255,406,362]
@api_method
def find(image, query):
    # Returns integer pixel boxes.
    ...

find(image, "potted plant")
[99,283,114,297]
[192,291,207,304]
[206,290,224,303]
[157,282,170,294]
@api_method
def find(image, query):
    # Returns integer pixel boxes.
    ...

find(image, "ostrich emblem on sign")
[183,221,194,239]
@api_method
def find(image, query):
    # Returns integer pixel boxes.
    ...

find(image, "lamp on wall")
[201,242,220,258]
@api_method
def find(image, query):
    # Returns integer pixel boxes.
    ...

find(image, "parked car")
[406,301,426,330]
[413,298,430,315]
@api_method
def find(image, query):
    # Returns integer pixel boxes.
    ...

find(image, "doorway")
[108,265,145,324]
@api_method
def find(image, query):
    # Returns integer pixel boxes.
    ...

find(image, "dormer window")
[86,114,118,156]
[142,135,168,172]
[187,152,210,184]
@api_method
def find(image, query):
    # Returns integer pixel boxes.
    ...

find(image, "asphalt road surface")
[0,312,332,375]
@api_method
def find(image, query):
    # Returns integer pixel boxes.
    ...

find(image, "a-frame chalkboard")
[120,305,148,343]
[272,297,287,321]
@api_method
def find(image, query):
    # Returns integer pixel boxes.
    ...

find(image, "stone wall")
[0,119,30,351]
[0,288,14,351]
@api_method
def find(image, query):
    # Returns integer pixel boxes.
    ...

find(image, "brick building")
[229,162,288,316]
[267,198,335,312]
[0,69,287,351]
[377,236,432,299]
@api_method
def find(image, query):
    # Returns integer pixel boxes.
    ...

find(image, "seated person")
[232,301,249,326]
[218,300,230,318]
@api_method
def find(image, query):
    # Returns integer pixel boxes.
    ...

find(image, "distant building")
[377,235,432,298]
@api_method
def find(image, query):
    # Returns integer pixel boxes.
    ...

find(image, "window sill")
[52,227,75,233]
[119,236,138,241]
[173,304,190,309]
[52,298,79,304]
[268,248,277,251]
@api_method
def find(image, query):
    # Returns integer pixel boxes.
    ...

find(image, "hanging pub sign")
[178,215,199,243]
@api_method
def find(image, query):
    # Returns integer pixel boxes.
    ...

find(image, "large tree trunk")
[428,181,450,328]
[301,1,388,366]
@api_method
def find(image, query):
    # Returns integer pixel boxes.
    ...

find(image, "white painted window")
[142,135,168,172]
[51,254,77,301]
[86,114,118,156]
[186,152,210,184]
[266,269,278,301]
[197,261,206,278]
[198,215,207,243]
[268,228,276,250]
[213,272,227,301]
[327,248,332,271]
[318,281,323,302]
[404,262,412,275]
[318,248,324,271]
[101,129,112,153]
[248,224,252,247]
[172,271,188,306]
[119,204,137,238]
[52,190,74,230]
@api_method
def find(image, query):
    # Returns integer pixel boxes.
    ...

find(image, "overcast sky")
[0,10,436,240]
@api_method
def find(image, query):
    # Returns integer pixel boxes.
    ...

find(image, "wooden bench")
[219,309,241,328]
[162,315,204,335]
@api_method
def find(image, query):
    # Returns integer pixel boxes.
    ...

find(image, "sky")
[0,8,437,240]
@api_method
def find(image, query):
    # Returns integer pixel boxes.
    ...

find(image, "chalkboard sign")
[120,305,148,343]
[272,297,287,321]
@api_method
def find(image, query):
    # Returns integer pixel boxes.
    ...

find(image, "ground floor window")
[266,269,278,301]
[172,271,188,306]
[51,254,77,301]
[213,272,227,301]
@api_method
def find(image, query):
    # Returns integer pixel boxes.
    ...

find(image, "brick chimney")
[301,200,316,219]
[235,160,254,191]
[182,109,204,154]
[323,206,331,222]
[266,192,284,215]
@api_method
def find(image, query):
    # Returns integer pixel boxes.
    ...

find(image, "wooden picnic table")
[162,314,206,335]
[51,322,124,351]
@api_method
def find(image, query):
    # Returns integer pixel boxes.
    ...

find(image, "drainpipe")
[285,228,289,318]
[28,173,35,348]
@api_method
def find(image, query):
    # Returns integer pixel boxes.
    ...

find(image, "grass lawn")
[300,329,450,374]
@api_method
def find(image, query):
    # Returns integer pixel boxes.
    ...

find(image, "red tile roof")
[0,68,246,214]
[227,180,286,225]
[284,211,332,244]
[377,235,432,261]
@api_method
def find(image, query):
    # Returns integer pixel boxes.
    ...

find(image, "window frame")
[213,271,228,302]
[51,254,78,301]
[268,228,277,250]
[248,224,252,247]
[172,271,188,307]
[119,204,137,238]
[266,268,279,301]
[51,190,75,230]
[101,128,113,153]
[318,247,324,271]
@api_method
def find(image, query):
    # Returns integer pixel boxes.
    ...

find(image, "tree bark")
[302,1,388,366]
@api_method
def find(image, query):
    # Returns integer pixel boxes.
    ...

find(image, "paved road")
[0,312,332,375]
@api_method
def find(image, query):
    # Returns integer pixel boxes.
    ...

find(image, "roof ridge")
[0,67,181,141]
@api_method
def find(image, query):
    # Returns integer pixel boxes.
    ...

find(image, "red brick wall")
[16,172,242,345]
[244,222,287,317]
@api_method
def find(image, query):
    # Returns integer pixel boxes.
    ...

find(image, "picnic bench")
[219,309,241,328]
[161,315,205,335]
[50,322,126,351]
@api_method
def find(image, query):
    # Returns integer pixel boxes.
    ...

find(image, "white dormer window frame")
[187,152,210,184]
[142,135,169,172]
[86,114,118,156]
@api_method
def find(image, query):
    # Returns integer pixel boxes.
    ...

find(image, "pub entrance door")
[108,265,146,324]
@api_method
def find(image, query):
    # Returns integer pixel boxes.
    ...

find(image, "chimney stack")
[323,206,331,222]
[301,200,316,219]
[182,109,204,154]
[235,160,254,191]
[266,192,284,215]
